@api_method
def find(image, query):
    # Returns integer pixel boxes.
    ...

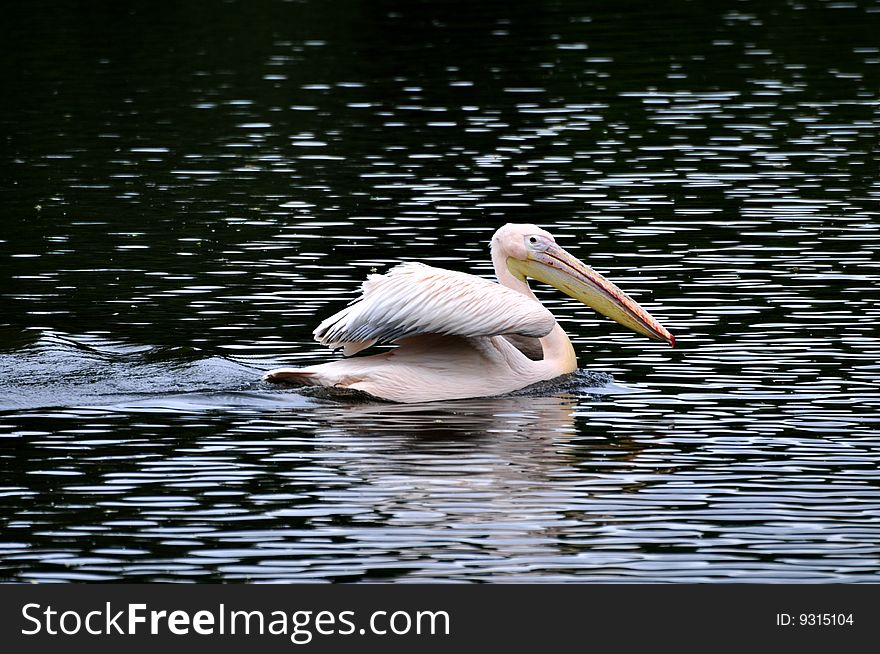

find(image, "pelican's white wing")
[314,262,556,355]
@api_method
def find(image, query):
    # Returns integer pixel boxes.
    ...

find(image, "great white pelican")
[264,223,674,403]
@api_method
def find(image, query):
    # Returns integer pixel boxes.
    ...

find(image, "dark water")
[2,0,880,582]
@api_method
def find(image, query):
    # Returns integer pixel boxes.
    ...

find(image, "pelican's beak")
[508,244,675,346]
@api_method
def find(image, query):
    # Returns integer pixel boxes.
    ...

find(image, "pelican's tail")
[263,368,319,386]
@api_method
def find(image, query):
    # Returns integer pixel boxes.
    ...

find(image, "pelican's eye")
[525,234,547,251]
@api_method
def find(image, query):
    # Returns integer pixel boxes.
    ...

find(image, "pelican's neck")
[491,246,536,300]
[491,247,577,373]
[541,324,577,373]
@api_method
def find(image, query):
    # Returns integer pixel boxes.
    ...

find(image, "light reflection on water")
[1,0,880,582]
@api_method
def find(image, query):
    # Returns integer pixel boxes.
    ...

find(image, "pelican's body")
[265,224,673,403]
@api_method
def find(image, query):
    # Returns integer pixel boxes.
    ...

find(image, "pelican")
[264,223,674,403]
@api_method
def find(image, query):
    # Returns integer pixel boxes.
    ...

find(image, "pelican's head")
[491,223,674,345]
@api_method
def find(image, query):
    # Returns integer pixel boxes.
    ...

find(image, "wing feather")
[313,262,555,355]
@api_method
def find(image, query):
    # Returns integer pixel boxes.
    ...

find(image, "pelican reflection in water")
[265,224,673,402]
